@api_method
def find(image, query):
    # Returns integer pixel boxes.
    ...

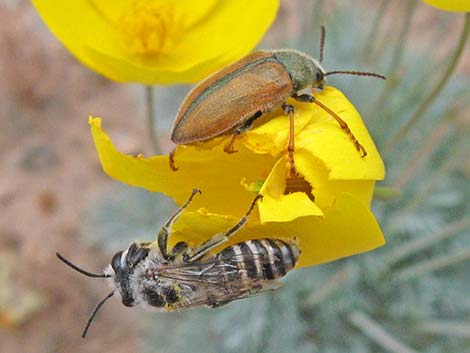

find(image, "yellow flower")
[32,0,279,84]
[89,86,385,268]
[422,0,470,11]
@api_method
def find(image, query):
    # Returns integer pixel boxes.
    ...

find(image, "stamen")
[118,1,185,55]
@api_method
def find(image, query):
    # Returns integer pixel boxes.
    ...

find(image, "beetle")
[169,27,385,176]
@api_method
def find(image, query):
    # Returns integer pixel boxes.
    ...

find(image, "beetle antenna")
[319,26,326,63]
[82,290,116,338]
[56,252,111,278]
[326,71,386,80]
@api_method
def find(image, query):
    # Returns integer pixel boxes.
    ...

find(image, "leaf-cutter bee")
[57,189,300,338]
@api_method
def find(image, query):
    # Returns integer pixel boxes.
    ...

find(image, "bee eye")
[132,248,149,267]
[111,251,123,272]
[316,71,323,81]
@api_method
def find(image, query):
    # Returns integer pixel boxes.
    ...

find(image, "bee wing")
[157,253,266,286]
[179,280,283,309]
[157,252,284,308]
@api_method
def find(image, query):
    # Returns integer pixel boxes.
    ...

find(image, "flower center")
[118,1,184,56]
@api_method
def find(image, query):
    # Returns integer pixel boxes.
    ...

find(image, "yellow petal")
[257,149,376,223]
[32,0,279,83]
[89,116,276,216]
[239,107,313,156]
[92,114,378,221]
[422,0,470,11]
[170,192,385,268]
[83,47,229,84]
[241,86,385,181]
[301,87,385,180]
[295,149,377,209]
[258,157,323,223]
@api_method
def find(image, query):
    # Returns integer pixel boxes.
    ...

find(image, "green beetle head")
[273,49,326,91]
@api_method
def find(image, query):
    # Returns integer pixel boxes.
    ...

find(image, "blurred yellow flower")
[422,0,470,11]
[89,86,385,267]
[32,0,279,84]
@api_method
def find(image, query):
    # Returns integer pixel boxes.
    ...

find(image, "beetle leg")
[169,147,179,171]
[158,188,201,260]
[282,103,297,177]
[223,133,239,154]
[223,111,262,154]
[292,93,315,103]
[237,111,262,133]
[183,194,263,263]
[310,97,367,157]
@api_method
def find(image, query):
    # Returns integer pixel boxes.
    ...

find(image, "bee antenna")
[319,26,326,63]
[82,290,115,338]
[56,252,111,278]
[326,71,386,80]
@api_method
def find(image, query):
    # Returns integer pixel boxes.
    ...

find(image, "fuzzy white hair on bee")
[57,189,301,338]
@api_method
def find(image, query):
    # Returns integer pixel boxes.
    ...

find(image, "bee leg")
[183,194,263,263]
[170,241,188,258]
[169,147,179,171]
[158,188,201,260]
[292,93,315,103]
[223,111,262,154]
[282,103,297,177]
[309,96,367,157]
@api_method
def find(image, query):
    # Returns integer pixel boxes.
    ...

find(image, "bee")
[57,189,300,338]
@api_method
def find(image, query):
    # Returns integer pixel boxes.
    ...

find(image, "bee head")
[108,243,150,307]
[56,243,149,338]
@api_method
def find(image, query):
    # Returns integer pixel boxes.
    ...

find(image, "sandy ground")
[0,3,159,352]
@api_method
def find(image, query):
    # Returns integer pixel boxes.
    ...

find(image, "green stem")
[370,1,407,64]
[145,85,161,154]
[414,320,470,337]
[392,249,470,283]
[392,102,466,190]
[391,116,453,189]
[373,186,401,202]
[349,311,419,353]
[368,0,416,120]
[383,217,470,270]
[383,13,470,151]
[381,153,464,236]
[375,21,452,129]
[312,0,325,36]
[303,266,350,306]
[362,0,390,62]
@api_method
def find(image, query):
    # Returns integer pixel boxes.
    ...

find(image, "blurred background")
[0,1,469,352]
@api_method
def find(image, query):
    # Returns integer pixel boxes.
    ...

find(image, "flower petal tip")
[88,116,101,127]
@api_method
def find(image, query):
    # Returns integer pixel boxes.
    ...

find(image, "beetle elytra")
[169,27,385,176]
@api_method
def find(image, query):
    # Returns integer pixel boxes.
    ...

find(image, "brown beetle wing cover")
[171,52,293,144]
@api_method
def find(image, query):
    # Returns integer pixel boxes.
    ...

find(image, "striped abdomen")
[216,239,300,282]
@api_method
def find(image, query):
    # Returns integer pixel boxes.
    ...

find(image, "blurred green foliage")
[86,1,469,352]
